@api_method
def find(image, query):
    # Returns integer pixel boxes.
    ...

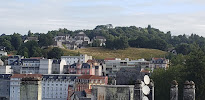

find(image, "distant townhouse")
[42,74,81,100]
[0,46,7,57]
[149,58,169,70]
[10,74,42,100]
[74,32,91,45]
[54,34,71,42]
[67,62,95,75]
[87,60,103,76]
[0,74,11,100]
[23,36,38,43]
[52,59,66,74]
[75,75,108,91]
[104,58,149,77]
[93,36,106,46]
[54,32,92,50]
[61,54,92,65]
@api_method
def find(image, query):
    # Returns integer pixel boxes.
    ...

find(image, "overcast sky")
[1,0,205,36]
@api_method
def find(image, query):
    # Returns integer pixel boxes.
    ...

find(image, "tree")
[175,43,191,55]
[92,40,101,47]
[11,33,22,50]
[184,48,205,100]
[38,34,54,47]
[47,47,63,59]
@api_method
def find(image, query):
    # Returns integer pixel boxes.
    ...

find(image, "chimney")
[170,80,178,100]
[183,81,195,100]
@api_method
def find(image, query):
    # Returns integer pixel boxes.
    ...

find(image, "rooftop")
[77,75,105,79]
[11,74,42,78]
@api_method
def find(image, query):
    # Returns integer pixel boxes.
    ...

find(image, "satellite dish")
[141,81,145,87]
[143,96,149,100]
[142,85,150,95]
[144,75,150,85]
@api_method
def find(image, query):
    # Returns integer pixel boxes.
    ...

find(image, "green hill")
[62,47,167,60]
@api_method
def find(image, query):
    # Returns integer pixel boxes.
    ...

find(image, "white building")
[20,58,40,74]
[149,58,170,71]
[52,59,66,74]
[20,58,54,74]
[0,65,13,74]
[39,59,53,74]
[61,54,92,65]
[41,74,81,100]
[104,58,150,77]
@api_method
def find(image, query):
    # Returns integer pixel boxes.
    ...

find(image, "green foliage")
[38,34,54,47]
[184,48,205,100]
[11,33,22,50]
[92,40,101,47]
[17,41,42,57]
[152,48,205,100]
[47,47,63,59]
[106,36,129,50]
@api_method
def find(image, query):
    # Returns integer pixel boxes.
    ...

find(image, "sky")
[1,0,205,36]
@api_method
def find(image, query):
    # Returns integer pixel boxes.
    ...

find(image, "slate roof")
[0,74,12,79]
[42,75,78,81]
[70,63,91,69]
[52,59,61,64]
[11,74,42,78]
[77,75,105,79]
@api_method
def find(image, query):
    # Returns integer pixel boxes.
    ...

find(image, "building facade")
[104,58,149,77]
[149,58,170,71]
[20,58,40,74]
[41,74,81,100]
[0,74,11,100]
[0,65,13,74]
[52,59,66,74]
[75,75,108,92]
[61,54,92,65]
[67,62,95,75]
[39,59,53,74]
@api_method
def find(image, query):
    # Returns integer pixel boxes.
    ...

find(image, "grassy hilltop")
[62,47,167,60]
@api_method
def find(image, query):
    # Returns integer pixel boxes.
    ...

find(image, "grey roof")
[95,66,99,69]
[79,98,91,100]
[0,46,5,51]
[70,63,90,68]
[0,74,12,79]
[42,75,78,81]
[52,59,61,64]
[8,55,21,59]
[21,58,40,62]
[75,91,86,98]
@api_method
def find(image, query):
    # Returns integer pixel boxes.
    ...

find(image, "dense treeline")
[1,24,205,57]
[152,45,205,100]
